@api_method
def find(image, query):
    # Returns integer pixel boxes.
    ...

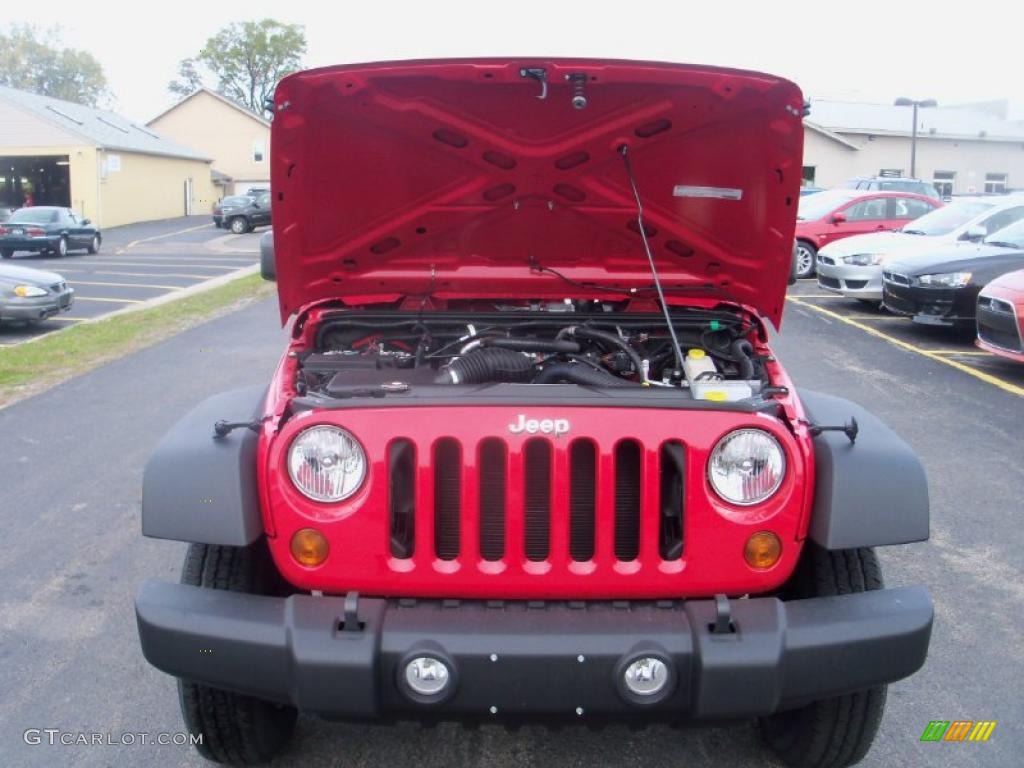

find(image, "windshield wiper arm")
[984,241,1020,249]
[902,229,926,235]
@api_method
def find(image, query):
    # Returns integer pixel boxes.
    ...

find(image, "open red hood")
[270,59,804,326]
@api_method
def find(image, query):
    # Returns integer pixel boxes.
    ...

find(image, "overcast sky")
[12,0,1024,123]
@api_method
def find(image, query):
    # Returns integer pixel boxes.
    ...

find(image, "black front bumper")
[136,581,932,720]
[883,281,978,325]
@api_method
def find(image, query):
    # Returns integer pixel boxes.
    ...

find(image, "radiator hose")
[730,339,756,380]
[533,362,640,387]
[434,347,536,384]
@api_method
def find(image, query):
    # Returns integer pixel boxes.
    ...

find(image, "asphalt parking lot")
[1,282,1020,768]
[0,216,261,346]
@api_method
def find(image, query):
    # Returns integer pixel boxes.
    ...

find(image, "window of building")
[252,139,265,163]
[933,171,955,199]
[802,166,816,185]
[984,173,1007,194]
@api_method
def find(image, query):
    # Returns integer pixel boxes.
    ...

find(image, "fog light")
[404,657,451,697]
[744,531,781,569]
[290,528,329,567]
[623,657,669,697]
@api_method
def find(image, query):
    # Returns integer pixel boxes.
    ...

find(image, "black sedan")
[882,220,1024,328]
[0,206,101,258]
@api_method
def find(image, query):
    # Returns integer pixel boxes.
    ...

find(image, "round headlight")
[287,425,366,502]
[708,429,785,506]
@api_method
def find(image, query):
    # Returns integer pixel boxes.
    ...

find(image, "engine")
[296,305,768,402]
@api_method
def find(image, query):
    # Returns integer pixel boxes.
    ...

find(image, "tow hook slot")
[710,594,735,635]
[339,591,365,633]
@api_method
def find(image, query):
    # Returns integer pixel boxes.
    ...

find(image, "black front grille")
[433,439,462,560]
[614,441,642,561]
[977,304,1023,352]
[818,276,841,289]
[846,279,868,289]
[478,439,507,561]
[523,440,551,562]
[658,441,685,560]
[388,440,416,558]
[568,441,596,562]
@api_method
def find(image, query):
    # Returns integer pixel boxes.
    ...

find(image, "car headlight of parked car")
[13,285,48,298]
[708,429,786,506]
[916,272,972,288]
[288,425,367,502]
[842,254,883,266]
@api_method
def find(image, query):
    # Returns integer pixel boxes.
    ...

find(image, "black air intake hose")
[533,362,640,387]
[434,348,535,384]
[484,337,581,354]
[730,339,755,380]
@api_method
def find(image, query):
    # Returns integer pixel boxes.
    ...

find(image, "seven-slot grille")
[387,436,686,567]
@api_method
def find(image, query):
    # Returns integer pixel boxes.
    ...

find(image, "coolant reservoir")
[682,348,717,384]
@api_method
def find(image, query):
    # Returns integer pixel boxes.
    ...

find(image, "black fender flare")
[142,386,267,546]
[799,390,930,550]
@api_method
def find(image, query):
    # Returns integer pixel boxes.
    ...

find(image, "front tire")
[0,249,12,259]
[759,545,887,768]
[229,216,250,235]
[87,235,100,254]
[794,241,818,279]
[177,543,297,765]
[56,236,68,257]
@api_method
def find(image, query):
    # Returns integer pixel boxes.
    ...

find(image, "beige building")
[803,99,1024,195]
[0,86,216,228]
[148,89,271,198]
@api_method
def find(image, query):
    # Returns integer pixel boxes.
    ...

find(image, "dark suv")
[212,194,271,234]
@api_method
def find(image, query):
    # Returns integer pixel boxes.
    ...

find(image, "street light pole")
[894,97,937,179]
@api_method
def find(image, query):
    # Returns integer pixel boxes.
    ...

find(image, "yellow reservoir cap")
[703,391,728,401]
[687,349,706,360]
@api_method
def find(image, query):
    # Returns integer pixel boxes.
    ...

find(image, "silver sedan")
[0,263,74,324]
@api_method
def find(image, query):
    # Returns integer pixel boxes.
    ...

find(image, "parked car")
[845,176,941,201]
[0,206,101,258]
[212,193,271,234]
[816,196,1024,302]
[882,219,1024,327]
[794,189,940,278]
[976,269,1024,362]
[136,59,932,768]
[0,262,74,324]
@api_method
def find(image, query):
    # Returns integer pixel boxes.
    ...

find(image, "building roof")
[807,99,1024,143]
[0,86,212,161]
[147,87,271,129]
[804,121,861,150]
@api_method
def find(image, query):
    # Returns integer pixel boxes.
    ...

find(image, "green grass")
[0,272,274,406]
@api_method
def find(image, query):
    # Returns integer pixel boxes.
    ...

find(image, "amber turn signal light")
[290,528,329,567]
[744,531,781,570]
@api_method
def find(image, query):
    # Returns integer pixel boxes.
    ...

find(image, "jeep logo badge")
[508,414,570,436]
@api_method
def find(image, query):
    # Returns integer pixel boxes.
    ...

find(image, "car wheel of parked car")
[229,217,250,235]
[1,249,12,259]
[87,235,100,254]
[759,544,887,768]
[177,542,297,765]
[56,236,68,257]
[794,241,817,279]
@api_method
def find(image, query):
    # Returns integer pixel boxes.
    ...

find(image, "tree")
[0,24,108,106]
[169,20,306,114]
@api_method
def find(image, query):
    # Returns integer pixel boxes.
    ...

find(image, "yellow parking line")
[70,260,237,270]
[68,280,182,290]
[72,296,142,304]
[117,223,211,252]
[789,294,839,299]
[928,350,992,356]
[788,297,1024,397]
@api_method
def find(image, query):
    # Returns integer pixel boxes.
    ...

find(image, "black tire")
[229,216,250,235]
[794,241,817,279]
[177,543,297,765]
[57,236,68,257]
[0,249,12,259]
[759,544,887,768]
[87,234,100,254]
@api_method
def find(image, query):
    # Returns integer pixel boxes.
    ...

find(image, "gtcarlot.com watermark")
[24,729,202,747]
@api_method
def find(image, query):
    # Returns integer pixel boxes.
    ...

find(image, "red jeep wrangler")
[136,59,932,767]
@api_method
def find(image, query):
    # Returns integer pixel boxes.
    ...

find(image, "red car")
[794,190,941,278]
[135,59,932,768]
[976,268,1024,362]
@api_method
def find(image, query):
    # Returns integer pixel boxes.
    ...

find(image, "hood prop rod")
[620,144,685,380]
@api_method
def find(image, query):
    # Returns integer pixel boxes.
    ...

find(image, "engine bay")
[295,302,774,403]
